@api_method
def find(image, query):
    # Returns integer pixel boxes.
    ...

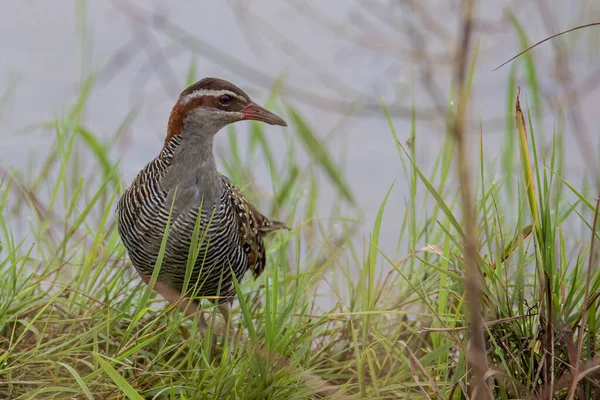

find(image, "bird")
[116,77,289,333]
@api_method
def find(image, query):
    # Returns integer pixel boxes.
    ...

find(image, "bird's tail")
[259,219,289,234]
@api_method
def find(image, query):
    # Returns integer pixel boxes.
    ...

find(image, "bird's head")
[165,77,287,146]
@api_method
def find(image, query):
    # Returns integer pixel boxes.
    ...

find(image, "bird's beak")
[240,102,287,127]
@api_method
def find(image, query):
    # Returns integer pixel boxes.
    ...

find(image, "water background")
[1,1,599,259]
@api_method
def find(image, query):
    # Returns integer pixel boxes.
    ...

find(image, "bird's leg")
[219,302,248,349]
[218,302,231,324]
[217,302,241,361]
[141,276,209,334]
[218,302,236,340]
[150,281,222,356]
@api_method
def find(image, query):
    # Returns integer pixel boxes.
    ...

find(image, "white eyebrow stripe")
[180,89,243,105]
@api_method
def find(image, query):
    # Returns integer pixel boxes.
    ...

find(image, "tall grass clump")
[1,57,600,400]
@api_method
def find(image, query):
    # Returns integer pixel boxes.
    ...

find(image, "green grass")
[1,55,600,400]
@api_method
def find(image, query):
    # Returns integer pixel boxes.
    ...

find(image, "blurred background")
[1,0,600,256]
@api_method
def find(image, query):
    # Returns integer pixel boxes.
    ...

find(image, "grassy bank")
[1,65,600,399]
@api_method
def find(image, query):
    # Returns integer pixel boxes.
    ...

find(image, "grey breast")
[117,136,249,300]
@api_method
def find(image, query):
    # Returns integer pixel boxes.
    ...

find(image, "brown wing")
[220,175,288,278]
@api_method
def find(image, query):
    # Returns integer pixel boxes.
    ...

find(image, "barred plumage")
[117,136,286,303]
[116,78,288,332]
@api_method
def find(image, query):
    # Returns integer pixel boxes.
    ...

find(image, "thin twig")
[452,0,493,398]
[110,0,438,120]
[566,196,600,399]
[493,22,600,71]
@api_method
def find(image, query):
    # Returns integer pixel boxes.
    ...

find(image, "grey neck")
[162,117,223,211]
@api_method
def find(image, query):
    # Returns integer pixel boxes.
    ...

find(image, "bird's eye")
[219,95,232,106]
